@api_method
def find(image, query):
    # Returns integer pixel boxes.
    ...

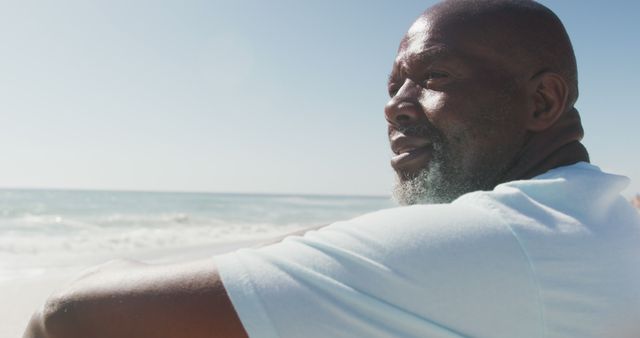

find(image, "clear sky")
[0,1,638,197]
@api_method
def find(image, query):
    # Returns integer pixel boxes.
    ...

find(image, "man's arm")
[23,259,248,338]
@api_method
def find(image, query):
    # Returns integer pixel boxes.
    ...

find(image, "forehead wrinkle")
[397,45,454,77]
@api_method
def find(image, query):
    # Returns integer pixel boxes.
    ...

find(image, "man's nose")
[384,79,424,127]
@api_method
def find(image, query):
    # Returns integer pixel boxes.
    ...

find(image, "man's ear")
[526,72,569,132]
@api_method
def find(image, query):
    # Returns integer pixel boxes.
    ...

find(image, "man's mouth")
[391,145,433,173]
[389,131,434,174]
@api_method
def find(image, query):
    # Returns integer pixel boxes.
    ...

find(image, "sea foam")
[0,189,393,280]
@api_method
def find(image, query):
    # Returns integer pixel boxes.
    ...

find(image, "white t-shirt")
[216,163,640,338]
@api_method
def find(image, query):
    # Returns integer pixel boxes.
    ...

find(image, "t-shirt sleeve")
[215,203,543,338]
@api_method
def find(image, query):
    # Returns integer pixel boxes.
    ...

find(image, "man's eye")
[425,71,449,80]
[421,71,450,88]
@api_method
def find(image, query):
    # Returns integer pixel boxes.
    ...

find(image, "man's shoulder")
[479,162,636,225]
[218,192,542,338]
[336,200,506,233]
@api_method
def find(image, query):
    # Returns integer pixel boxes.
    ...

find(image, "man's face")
[387,16,529,205]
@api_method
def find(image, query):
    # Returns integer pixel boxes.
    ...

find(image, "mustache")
[389,123,443,142]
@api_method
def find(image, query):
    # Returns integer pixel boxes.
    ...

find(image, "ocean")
[0,189,394,281]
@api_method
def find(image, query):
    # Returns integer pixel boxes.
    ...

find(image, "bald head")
[421,0,579,106]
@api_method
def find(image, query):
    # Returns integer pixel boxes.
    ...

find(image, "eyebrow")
[408,46,451,64]
[405,46,456,71]
[388,46,453,83]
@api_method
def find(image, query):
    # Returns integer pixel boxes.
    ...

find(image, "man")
[24,1,640,337]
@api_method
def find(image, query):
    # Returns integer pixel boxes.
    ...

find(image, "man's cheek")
[418,91,447,119]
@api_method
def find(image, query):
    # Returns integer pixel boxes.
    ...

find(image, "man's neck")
[502,107,590,182]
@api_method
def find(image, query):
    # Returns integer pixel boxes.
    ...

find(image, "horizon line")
[0,186,391,199]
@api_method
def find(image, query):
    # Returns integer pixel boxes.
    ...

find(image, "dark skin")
[388,1,587,194]
[23,259,249,338]
[23,1,588,337]
[387,19,530,189]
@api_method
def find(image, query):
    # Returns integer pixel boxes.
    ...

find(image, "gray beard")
[392,143,501,206]
[392,161,469,205]
[391,86,521,206]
